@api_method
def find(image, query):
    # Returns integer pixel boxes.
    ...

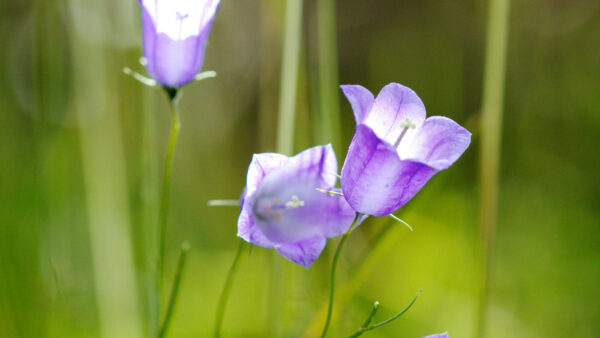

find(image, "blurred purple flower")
[237,145,355,268]
[340,83,471,217]
[138,0,220,87]
[422,333,449,338]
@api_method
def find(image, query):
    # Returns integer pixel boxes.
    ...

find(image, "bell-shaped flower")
[237,145,356,268]
[340,83,471,217]
[138,0,220,87]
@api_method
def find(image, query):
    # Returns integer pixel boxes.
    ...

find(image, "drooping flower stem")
[158,86,182,312]
[213,241,246,338]
[159,242,190,338]
[477,0,511,336]
[321,215,363,337]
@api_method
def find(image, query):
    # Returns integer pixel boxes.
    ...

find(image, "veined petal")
[289,144,338,188]
[364,83,426,146]
[276,237,327,268]
[245,153,290,198]
[399,116,471,170]
[341,125,436,216]
[252,145,354,243]
[237,203,275,248]
[237,153,289,249]
[341,85,375,124]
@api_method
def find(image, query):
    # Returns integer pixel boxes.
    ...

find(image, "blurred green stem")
[477,0,511,336]
[316,0,342,153]
[321,218,356,338]
[271,0,303,334]
[72,38,143,337]
[141,89,160,335]
[276,0,303,155]
[214,241,245,338]
[158,87,182,320]
[159,242,190,338]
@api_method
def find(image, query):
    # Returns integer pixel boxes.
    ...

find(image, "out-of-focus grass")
[1,0,599,337]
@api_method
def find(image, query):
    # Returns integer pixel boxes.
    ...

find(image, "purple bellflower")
[340,83,471,217]
[422,333,450,338]
[237,145,356,268]
[139,0,220,87]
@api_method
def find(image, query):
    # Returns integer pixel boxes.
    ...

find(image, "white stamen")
[393,118,417,148]
[285,195,305,209]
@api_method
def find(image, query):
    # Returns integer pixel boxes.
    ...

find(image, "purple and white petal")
[245,153,289,198]
[275,237,327,269]
[341,125,436,216]
[237,202,275,249]
[341,85,375,124]
[289,144,339,188]
[139,0,220,87]
[363,83,426,146]
[252,146,354,243]
[422,332,450,338]
[140,0,220,40]
[399,116,471,170]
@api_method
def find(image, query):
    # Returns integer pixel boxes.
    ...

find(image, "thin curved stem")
[158,242,190,338]
[213,241,246,338]
[158,88,182,292]
[320,218,356,338]
[347,290,421,337]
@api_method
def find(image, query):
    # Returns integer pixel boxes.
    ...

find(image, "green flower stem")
[158,87,182,331]
[214,241,246,338]
[347,291,421,338]
[354,301,380,336]
[320,218,356,338]
[477,0,511,336]
[159,242,190,338]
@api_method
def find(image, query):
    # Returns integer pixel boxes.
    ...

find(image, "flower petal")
[341,85,375,124]
[422,333,450,338]
[289,144,339,187]
[245,153,290,199]
[237,202,275,249]
[341,125,436,216]
[139,0,220,87]
[364,83,426,146]
[252,146,355,243]
[276,237,327,268]
[141,0,220,40]
[399,116,471,170]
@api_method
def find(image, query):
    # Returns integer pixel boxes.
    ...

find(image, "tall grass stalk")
[270,0,303,335]
[477,0,511,336]
[139,85,159,335]
[71,37,143,337]
[316,0,342,154]
[276,0,303,156]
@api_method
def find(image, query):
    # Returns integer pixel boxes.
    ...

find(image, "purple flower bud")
[237,145,356,268]
[422,333,450,338]
[138,0,220,87]
[340,83,471,216]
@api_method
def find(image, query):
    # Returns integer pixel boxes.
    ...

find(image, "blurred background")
[1,0,599,337]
